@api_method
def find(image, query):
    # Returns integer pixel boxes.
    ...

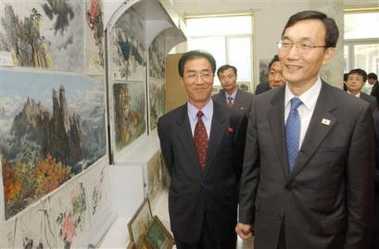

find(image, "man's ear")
[322,47,336,65]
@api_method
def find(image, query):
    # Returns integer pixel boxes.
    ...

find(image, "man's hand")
[235,223,254,240]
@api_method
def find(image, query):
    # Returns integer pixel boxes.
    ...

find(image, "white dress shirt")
[347,90,361,98]
[224,89,238,104]
[284,77,322,149]
[187,99,213,137]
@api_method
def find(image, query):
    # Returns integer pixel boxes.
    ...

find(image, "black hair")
[348,68,368,82]
[268,55,280,71]
[282,10,339,48]
[178,50,216,78]
[368,72,378,81]
[217,64,237,78]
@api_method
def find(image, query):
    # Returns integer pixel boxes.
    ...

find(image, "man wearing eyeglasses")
[158,50,247,249]
[236,10,375,249]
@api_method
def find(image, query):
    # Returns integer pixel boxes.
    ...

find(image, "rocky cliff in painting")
[8,86,83,170]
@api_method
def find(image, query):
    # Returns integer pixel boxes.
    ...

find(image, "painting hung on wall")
[0,68,106,219]
[85,0,104,74]
[259,58,270,87]
[113,82,146,151]
[13,199,57,249]
[84,162,108,217]
[0,0,85,72]
[48,180,91,249]
[148,34,166,131]
[149,78,165,131]
[146,151,169,203]
[149,34,166,80]
[111,7,146,81]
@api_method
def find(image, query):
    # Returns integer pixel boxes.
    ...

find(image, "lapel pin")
[321,118,331,126]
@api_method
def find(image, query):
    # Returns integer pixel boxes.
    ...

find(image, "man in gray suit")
[158,50,247,249]
[236,10,375,249]
[213,64,254,116]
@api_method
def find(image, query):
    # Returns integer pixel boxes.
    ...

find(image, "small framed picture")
[144,216,174,249]
[128,198,153,244]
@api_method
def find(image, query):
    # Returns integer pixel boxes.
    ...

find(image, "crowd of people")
[157,9,378,249]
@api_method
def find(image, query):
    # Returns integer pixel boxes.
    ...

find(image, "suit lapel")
[204,102,226,176]
[268,87,289,178]
[176,105,202,175]
[287,82,337,183]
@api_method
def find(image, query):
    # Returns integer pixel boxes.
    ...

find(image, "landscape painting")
[113,82,146,151]
[0,0,85,72]
[0,68,106,219]
[148,34,166,131]
[85,0,104,74]
[111,7,146,81]
[146,152,166,203]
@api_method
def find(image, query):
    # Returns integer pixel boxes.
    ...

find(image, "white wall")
[103,0,126,27]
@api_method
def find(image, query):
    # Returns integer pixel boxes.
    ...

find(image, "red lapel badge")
[227,127,234,134]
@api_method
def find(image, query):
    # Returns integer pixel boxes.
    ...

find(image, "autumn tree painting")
[0,69,106,219]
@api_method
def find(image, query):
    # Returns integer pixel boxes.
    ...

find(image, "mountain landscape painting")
[0,68,106,219]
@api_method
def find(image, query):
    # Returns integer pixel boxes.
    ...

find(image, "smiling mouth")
[286,65,302,71]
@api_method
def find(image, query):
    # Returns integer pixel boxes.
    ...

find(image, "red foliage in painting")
[2,160,22,203]
[34,154,71,196]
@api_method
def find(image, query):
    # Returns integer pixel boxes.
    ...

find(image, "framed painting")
[128,198,152,245]
[110,7,146,81]
[0,0,85,72]
[112,82,146,153]
[144,216,174,249]
[0,68,106,219]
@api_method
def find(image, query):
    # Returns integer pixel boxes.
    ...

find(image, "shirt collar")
[187,99,213,122]
[224,88,238,100]
[285,76,322,110]
[347,90,361,98]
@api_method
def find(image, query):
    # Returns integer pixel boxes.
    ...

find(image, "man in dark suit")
[255,55,285,95]
[158,50,247,249]
[212,64,254,116]
[236,10,375,249]
[346,68,377,112]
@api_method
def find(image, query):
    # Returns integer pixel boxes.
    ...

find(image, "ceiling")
[167,0,379,16]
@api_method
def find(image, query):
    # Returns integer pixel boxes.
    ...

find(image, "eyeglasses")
[184,71,213,81]
[277,40,327,54]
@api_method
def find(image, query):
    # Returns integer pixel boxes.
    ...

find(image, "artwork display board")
[0,0,186,248]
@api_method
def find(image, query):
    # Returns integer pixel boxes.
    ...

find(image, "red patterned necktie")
[194,111,208,170]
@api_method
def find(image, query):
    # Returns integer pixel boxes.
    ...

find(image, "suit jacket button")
[285,183,292,190]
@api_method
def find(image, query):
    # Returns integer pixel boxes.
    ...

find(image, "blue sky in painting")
[0,68,91,100]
